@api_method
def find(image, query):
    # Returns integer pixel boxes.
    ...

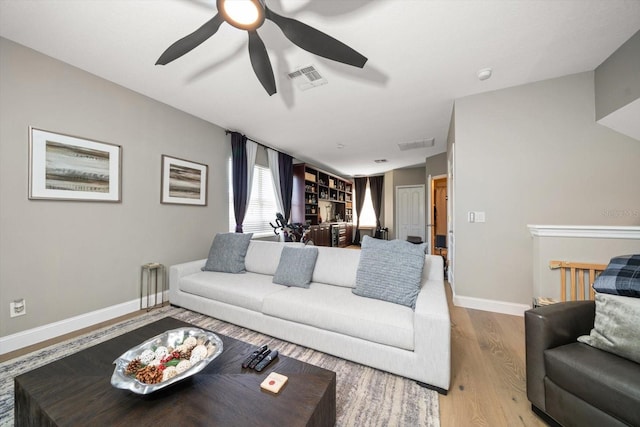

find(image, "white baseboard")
[0,292,165,356]
[453,295,530,317]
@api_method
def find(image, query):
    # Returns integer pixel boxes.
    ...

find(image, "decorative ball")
[183,336,197,349]
[190,345,207,363]
[139,349,155,365]
[154,346,169,360]
[176,360,192,374]
[162,366,178,381]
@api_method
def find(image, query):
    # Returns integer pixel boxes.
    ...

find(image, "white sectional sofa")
[169,240,451,393]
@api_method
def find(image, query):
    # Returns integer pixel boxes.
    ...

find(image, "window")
[228,160,278,237]
[354,181,377,227]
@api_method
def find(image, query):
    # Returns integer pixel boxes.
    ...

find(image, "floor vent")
[287,65,328,91]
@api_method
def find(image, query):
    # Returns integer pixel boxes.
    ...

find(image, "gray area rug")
[0,307,439,426]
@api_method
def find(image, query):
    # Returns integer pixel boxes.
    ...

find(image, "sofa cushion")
[273,246,318,288]
[202,232,253,274]
[545,342,640,427]
[352,236,426,308]
[262,282,415,350]
[578,292,640,364]
[244,240,304,276]
[593,254,640,297]
[311,245,361,288]
[179,271,286,312]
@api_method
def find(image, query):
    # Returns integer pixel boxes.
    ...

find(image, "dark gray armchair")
[525,301,640,427]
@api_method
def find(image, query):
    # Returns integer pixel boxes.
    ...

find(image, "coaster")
[260,372,288,394]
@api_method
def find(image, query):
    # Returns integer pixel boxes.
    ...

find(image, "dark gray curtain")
[368,175,384,229]
[278,152,293,223]
[353,177,368,245]
[231,132,248,233]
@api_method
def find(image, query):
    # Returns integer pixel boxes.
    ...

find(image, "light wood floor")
[2,286,544,426]
[440,284,545,426]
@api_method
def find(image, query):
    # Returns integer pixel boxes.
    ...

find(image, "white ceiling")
[1,0,639,177]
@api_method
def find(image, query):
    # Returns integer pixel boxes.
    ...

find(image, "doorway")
[395,185,426,242]
[431,177,448,261]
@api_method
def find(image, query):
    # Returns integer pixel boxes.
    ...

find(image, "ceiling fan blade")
[156,13,225,65]
[265,7,367,68]
[247,31,276,96]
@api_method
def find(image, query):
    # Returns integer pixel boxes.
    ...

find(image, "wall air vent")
[397,138,435,151]
[287,65,328,91]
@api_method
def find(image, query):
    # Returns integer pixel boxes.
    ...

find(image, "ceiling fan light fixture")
[157,0,368,96]
[217,0,265,30]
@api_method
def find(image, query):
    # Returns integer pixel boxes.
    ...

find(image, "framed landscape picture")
[29,127,122,202]
[161,155,208,206]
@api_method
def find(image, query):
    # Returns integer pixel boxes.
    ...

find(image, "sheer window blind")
[228,160,278,236]
[354,181,377,227]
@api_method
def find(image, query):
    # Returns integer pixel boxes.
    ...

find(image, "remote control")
[242,344,268,369]
[249,348,271,369]
[255,350,278,372]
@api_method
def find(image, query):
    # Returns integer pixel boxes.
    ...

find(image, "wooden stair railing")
[549,260,608,301]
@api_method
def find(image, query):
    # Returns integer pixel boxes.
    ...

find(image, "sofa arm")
[413,266,451,391]
[169,259,206,298]
[525,301,595,411]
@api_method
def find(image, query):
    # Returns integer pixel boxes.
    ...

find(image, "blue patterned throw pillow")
[202,232,253,274]
[273,246,319,288]
[352,235,426,309]
[593,254,640,298]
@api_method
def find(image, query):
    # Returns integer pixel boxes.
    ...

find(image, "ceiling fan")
[156,0,368,95]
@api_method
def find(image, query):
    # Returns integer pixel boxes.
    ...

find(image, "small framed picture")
[161,155,208,206]
[29,127,122,202]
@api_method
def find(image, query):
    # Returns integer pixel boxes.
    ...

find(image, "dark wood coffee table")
[14,317,336,426]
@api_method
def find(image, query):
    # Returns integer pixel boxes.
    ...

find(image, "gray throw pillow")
[592,254,640,298]
[273,246,319,288]
[202,232,253,274]
[578,292,640,364]
[352,235,426,309]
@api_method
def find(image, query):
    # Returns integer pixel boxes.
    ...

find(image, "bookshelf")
[292,163,353,226]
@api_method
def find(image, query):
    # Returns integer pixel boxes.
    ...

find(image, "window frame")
[354,180,378,228]
[228,161,279,238]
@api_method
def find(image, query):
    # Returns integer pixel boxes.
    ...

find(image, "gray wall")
[0,38,230,336]
[393,166,426,187]
[595,30,640,120]
[425,153,447,178]
[383,170,395,239]
[382,166,426,240]
[453,71,640,305]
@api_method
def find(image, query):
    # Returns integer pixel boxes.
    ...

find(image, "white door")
[448,143,455,285]
[396,185,426,242]
[426,174,432,248]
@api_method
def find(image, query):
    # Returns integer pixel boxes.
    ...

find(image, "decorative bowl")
[111,327,223,395]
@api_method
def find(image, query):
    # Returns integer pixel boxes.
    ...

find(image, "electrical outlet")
[10,299,26,317]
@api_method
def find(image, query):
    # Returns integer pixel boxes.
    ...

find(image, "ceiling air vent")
[287,65,328,91]
[397,138,435,151]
